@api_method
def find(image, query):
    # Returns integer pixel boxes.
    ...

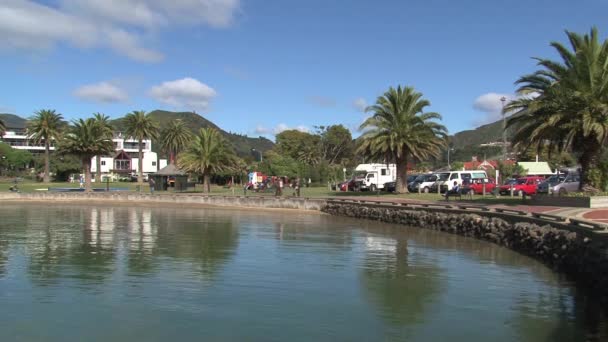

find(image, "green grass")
[0,181,527,206]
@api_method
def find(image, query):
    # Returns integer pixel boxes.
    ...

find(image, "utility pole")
[500,96,507,161]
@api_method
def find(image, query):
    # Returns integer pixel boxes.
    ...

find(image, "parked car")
[409,174,438,193]
[384,181,396,192]
[499,176,545,196]
[339,177,364,191]
[384,174,419,193]
[537,173,580,195]
[462,178,497,195]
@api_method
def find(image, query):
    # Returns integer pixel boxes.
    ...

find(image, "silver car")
[537,173,580,195]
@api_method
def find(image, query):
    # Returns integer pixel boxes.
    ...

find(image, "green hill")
[0,113,27,129]
[1,110,273,158]
[110,110,274,157]
[449,119,514,149]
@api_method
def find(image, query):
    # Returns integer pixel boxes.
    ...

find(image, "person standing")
[79,175,84,189]
[295,177,301,197]
[149,177,156,194]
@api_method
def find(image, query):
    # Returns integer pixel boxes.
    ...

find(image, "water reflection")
[360,233,443,328]
[142,208,239,278]
[0,204,607,340]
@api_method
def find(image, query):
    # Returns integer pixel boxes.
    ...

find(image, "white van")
[355,163,396,191]
[433,170,488,192]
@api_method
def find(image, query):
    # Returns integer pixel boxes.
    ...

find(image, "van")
[432,170,488,193]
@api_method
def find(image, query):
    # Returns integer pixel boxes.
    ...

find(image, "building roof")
[518,162,554,175]
[154,163,187,176]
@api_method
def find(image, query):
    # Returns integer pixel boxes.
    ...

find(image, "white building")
[2,128,167,178]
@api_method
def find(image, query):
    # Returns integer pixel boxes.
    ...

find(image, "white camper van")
[355,163,396,191]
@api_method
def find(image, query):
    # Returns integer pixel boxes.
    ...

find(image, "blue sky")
[0,0,606,138]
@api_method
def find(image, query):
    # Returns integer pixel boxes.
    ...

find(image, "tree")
[92,113,114,183]
[497,161,527,181]
[123,110,159,184]
[27,109,64,182]
[317,125,354,164]
[358,86,447,193]
[275,130,320,160]
[0,117,5,138]
[178,128,237,193]
[58,118,114,192]
[160,119,193,164]
[451,161,464,171]
[506,27,608,190]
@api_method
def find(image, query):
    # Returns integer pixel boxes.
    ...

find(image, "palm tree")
[92,113,114,183]
[160,119,193,164]
[0,117,6,138]
[178,128,237,193]
[123,110,159,184]
[506,27,608,190]
[58,118,114,192]
[27,109,64,183]
[358,86,447,193]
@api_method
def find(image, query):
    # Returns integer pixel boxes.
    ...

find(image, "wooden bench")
[444,188,472,201]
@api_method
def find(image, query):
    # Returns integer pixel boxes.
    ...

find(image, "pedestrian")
[274,177,281,197]
[79,176,84,189]
[279,177,284,196]
[295,177,301,197]
[149,177,156,194]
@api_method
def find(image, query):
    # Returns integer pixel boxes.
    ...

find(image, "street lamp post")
[500,96,507,161]
[447,147,455,169]
[251,148,263,162]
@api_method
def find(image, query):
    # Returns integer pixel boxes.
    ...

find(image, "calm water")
[0,204,606,341]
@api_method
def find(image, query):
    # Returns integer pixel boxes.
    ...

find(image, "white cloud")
[254,123,309,135]
[73,81,129,103]
[472,92,520,126]
[254,125,271,135]
[353,97,367,112]
[149,77,217,111]
[0,0,240,62]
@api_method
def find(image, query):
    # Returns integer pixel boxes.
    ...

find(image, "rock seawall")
[323,202,608,302]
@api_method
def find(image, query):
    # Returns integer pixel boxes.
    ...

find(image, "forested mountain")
[1,111,274,158]
[0,114,27,129]
[449,119,511,149]
[110,110,274,157]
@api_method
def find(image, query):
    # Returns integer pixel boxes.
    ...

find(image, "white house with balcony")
[2,128,167,179]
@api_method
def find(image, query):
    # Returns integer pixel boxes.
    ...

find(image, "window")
[152,161,157,166]
[101,161,106,166]
[367,174,375,179]
[381,169,387,176]
[450,173,458,180]
[461,173,471,180]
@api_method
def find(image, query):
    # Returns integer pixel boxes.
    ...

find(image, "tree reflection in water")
[361,233,443,328]
[145,208,239,279]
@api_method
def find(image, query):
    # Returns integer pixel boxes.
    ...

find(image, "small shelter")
[151,164,189,191]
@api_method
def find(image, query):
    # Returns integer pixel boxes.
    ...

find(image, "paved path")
[335,195,608,225]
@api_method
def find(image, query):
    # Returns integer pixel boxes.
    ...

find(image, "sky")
[1,0,607,138]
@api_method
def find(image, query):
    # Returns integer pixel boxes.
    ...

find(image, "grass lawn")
[1,181,527,206]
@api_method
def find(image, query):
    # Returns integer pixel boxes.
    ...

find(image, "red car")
[463,179,496,195]
[499,176,545,196]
